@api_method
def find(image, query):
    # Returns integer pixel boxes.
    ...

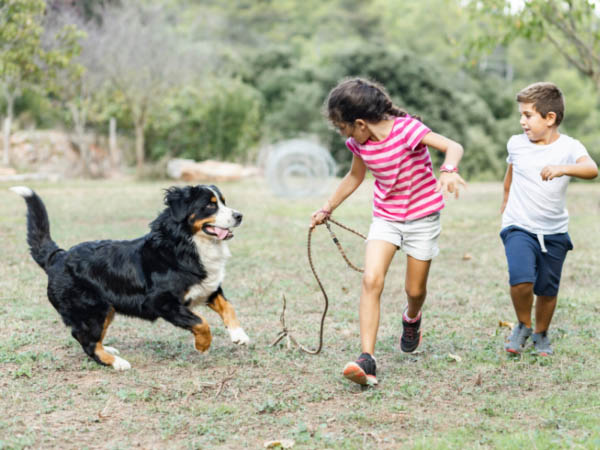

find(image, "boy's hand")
[540,165,564,181]
[435,172,466,198]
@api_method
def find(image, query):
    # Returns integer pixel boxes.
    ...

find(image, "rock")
[167,158,260,182]
[0,166,17,176]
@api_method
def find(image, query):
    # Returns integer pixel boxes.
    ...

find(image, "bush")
[146,78,263,163]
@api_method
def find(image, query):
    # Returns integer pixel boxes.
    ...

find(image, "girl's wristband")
[440,164,458,173]
[318,209,331,217]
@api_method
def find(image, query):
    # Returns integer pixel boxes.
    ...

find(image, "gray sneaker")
[532,331,553,356]
[504,322,532,354]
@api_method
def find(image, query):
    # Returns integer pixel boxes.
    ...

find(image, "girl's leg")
[510,282,534,328]
[404,255,432,318]
[534,295,557,333]
[360,240,397,355]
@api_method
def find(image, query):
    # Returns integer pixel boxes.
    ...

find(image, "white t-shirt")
[502,133,589,234]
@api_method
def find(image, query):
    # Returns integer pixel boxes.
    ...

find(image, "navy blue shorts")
[500,226,573,297]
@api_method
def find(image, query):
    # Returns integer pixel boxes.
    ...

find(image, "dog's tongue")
[215,227,230,239]
[207,226,229,240]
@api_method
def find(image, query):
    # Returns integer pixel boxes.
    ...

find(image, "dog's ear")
[164,187,189,222]
[209,185,224,203]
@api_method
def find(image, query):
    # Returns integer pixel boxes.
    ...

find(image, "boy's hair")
[324,77,410,124]
[516,82,565,126]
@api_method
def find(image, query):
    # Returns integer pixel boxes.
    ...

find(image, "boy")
[500,82,598,356]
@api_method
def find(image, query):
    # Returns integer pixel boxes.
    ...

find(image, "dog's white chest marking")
[185,238,231,306]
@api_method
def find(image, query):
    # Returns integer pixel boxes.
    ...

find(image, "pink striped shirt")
[346,116,444,221]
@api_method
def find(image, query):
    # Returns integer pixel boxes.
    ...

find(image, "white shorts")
[366,213,441,261]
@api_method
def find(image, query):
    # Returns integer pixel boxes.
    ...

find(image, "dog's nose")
[233,211,243,224]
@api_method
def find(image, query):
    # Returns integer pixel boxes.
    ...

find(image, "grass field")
[1,178,599,449]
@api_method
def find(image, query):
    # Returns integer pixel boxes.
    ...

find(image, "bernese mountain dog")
[10,184,249,370]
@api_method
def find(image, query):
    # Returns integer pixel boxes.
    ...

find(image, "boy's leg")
[501,227,538,353]
[534,295,557,333]
[359,240,397,355]
[510,282,534,328]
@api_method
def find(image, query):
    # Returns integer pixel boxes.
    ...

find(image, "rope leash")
[271,217,366,354]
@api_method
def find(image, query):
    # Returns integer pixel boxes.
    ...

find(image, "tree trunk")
[109,117,121,169]
[134,118,145,174]
[2,96,14,166]
[69,103,91,176]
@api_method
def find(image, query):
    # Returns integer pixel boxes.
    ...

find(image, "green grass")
[1,178,599,449]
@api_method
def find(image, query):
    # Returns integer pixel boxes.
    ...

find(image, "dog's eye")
[205,203,217,210]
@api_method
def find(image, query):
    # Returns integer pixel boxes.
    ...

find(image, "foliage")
[145,79,263,162]
[239,44,517,177]
[3,0,599,180]
[466,0,600,90]
[0,0,46,93]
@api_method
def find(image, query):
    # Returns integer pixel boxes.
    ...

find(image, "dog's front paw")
[193,323,212,352]
[112,356,131,371]
[229,327,250,345]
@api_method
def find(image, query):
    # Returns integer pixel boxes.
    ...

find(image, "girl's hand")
[540,165,564,181]
[435,172,466,198]
[310,207,331,228]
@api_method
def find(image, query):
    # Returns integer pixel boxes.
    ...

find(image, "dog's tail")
[10,186,61,270]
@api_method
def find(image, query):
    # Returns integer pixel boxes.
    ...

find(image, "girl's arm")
[310,154,367,228]
[420,132,466,198]
[501,164,513,214]
[540,155,598,181]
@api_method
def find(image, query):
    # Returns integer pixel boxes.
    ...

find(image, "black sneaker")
[342,353,378,386]
[401,311,422,353]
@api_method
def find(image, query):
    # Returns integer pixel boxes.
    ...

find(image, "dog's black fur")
[11,185,248,370]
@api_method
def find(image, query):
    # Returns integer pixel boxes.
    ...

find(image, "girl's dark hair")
[324,77,409,124]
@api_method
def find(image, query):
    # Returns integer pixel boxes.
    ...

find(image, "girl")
[311,78,466,386]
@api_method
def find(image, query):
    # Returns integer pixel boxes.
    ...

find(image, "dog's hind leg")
[162,304,212,352]
[73,307,131,371]
[207,289,250,345]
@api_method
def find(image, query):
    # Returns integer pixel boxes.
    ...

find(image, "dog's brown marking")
[211,196,217,203]
[191,315,212,352]
[208,293,240,329]
[191,217,215,235]
[94,343,116,365]
[94,307,116,365]
[101,307,115,341]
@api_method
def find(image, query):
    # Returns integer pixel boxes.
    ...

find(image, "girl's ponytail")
[386,102,408,118]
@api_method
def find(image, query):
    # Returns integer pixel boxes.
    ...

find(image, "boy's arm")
[500,164,512,214]
[541,155,599,180]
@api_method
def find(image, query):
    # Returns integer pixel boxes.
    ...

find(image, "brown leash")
[271,217,366,354]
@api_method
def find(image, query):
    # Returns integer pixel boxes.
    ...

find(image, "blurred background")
[1,0,598,182]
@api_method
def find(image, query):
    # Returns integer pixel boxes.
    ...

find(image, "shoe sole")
[401,333,422,353]
[505,348,521,354]
[342,362,377,386]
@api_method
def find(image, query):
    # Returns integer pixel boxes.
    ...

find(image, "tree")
[467,0,600,91]
[43,7,109,176]
[0,0,80,166]
[87,1,203,174]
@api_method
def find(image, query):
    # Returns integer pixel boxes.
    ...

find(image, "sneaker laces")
[404,325,418,340]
